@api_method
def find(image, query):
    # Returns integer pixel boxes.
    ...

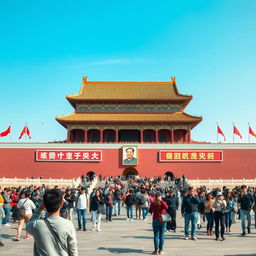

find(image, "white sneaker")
[127,218,130,221]
[184,236,189,240]
[97,229,101,232]
[91,228,96,231]
[4,224,10,227]
[130,219,133,221]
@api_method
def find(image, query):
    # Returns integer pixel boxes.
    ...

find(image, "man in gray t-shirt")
[27,189,78,256]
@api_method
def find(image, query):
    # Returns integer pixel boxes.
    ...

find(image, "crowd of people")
[0,175,255,255]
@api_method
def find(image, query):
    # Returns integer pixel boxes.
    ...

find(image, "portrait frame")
[122,145,138,166]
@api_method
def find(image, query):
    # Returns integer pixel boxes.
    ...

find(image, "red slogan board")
[159,150,223,162]
[36,150,102,162]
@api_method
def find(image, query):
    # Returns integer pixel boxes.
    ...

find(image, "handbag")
[44,218,69,255]
[18,199,28,216]
[160,213,172,222]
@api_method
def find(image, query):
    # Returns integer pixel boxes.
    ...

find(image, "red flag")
[233,125,242,139]
[19,126,31,139]
[217,125,226,141]
[249,126,256,137]
[0,125,11,137]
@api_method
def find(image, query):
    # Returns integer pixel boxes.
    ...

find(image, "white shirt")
[77,193,88,210]
[17,198,36,215]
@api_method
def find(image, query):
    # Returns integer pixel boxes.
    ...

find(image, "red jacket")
[149,200,168,220]
[10,193,19,207]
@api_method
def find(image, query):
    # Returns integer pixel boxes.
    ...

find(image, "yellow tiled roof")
[66,77,192,102]
[56,112,202,128]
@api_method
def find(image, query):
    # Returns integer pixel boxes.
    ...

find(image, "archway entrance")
[123,167,138,178]
[164,171,175,181]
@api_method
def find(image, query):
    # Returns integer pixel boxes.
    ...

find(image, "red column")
[156,129,159,143]
[100,130,103,143]
[67,128,71,143]
[116,129,118,143]
[140,129,143,143]
[84,130,87,143]
[188,130,191,143]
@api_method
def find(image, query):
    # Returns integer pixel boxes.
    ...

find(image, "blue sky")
[0,0,256,143]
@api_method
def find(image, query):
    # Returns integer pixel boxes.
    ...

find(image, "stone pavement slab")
[1,210,256,256]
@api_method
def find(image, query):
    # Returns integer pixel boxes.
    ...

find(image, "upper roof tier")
[66,76,192,108]
[56,112,202,129]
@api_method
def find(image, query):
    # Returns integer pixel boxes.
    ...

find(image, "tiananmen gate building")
[0,77,256,179]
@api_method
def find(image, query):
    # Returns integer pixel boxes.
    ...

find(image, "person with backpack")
[134,188,142,219]
[124,189,135,221]
[140,190,150,220]
[16,190,36,241]
[64,189,76,221]
[27,188,78,256]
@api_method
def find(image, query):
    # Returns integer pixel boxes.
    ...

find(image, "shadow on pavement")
[98,247,151,254]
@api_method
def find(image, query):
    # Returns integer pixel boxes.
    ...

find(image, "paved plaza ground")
[1,208,256,256]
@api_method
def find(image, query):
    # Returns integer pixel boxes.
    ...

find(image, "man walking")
[164,189,179,232]
[181,187,200,240]
[239,185,254,236]
[26,189,78,256]
[75,187,89,231]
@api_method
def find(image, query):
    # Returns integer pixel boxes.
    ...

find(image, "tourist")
[238,185,254,236]
[197,191,206,230]
[124,189,135,221]
[90,189,104,231]
[204,193,214,236]
[0,191,5,247]
[16,190,36,241]
[10,189,19,223]
[212,191,227,241]
[253,187,256,228]
[113,185,123,216]
[64,189,76,221]
[224,190,236,232]
[27,189,78,256]
[149,192,168,255]
[1,188,12,226]
[181,186,200,240]
[105,189,114,221]
[75,187,89,231]
[163,189,179,232]
[140,190,150,220]
[134,188,142,219]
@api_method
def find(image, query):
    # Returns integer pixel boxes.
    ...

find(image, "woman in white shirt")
[16,190,36,241]
[212,191,227,241]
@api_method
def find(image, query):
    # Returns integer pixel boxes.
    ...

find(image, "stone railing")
[0,177,81,188]
[187,178,256,188]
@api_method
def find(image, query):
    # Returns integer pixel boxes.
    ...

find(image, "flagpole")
[248,122,250,143]
[9,123,12,143]
[233,123,234,143]
[217,122,219,143]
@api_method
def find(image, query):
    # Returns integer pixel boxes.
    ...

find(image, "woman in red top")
[11,190,19,223]
[149,192,168,255]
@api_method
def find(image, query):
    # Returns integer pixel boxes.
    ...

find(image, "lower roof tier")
[56,112,202,128]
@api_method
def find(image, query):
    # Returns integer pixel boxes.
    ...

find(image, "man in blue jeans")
[238,185,254,236]
[75,187,89,231]
[181,187,200,240]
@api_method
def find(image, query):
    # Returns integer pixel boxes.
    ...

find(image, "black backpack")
[139,195,146,205]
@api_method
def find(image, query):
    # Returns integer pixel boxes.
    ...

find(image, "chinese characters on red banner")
[159,150,223,162]
[36,150,102,162]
